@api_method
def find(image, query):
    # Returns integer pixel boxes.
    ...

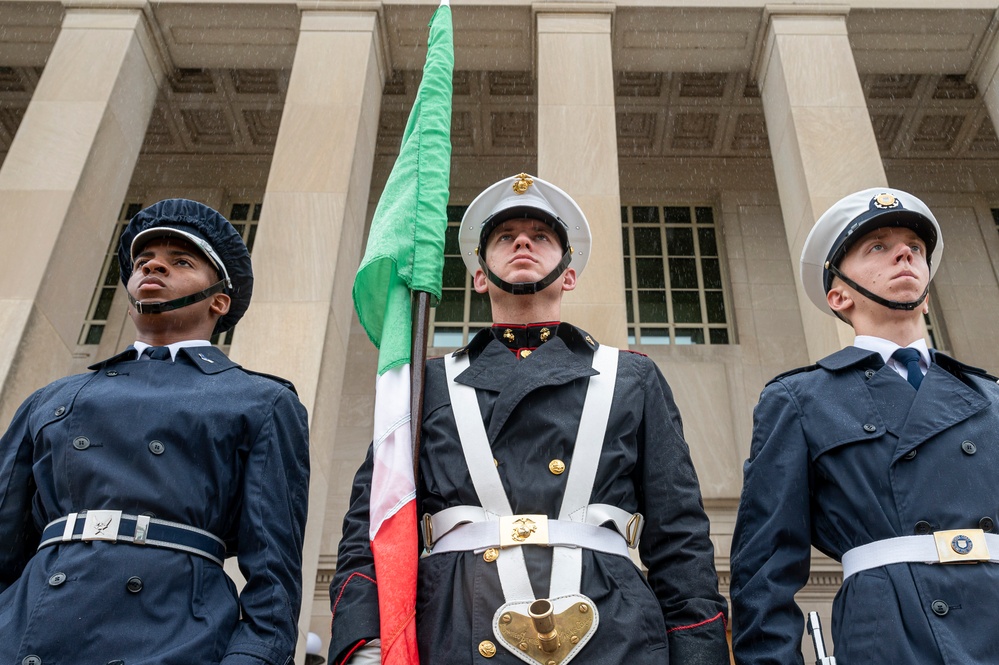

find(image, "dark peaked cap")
[118,198,254,335]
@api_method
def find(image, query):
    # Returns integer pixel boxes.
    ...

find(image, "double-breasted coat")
[0,345,310,665]
[330,324,729,665]
[731,346,999,665]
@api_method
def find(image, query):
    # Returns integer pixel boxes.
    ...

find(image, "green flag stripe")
[352,5,453,375]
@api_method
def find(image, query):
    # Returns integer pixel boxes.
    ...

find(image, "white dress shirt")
[854,335,930,382]
[133,339,212,362]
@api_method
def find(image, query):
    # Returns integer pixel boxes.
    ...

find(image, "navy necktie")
[144,346,172,361]
[891,347,923,390]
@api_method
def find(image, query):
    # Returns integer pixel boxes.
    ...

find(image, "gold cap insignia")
[512,173,534,195]
[873,193,899,209]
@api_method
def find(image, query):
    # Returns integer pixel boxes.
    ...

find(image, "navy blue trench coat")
[731,346,999,665]
[330,324,729,665]
[0,345,310,665]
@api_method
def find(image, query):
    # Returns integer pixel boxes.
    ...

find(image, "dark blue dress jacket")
[0,346,310,665]
[330,325,729,665]
[731,346,999,665]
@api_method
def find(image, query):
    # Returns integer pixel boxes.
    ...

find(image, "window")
[622,205,730,345]
[429,205,489,347]
[210,201,262,347]
[78,202,142,346]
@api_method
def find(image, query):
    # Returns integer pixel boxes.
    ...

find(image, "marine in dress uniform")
[0,199,311,665]
[329,174,729,665]
[730,189,999,664]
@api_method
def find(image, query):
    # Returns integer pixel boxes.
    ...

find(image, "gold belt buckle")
[81,510,123,542]
[933,528,990,564]
[499,514,549,548]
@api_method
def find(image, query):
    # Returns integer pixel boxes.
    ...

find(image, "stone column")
[225,7,385,657]
[972,11,999,141]
[754,8,886,361]
[536,8,628,348]
[0,3,165,426]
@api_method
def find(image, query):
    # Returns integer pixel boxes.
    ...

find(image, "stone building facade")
[3,0,999,661]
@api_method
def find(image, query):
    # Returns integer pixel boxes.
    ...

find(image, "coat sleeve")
[634,357,730,664]
[0,390,41,593]
[328,444,382,665]
[730,381,812,665]
[222,386,311,665]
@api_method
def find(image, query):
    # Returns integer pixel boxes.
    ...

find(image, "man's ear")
[473,269,489,294]
[826,283,853,317]
[210,293,231,318]
[560,268,577,293]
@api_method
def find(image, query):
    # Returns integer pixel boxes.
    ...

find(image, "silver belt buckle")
[499,514,549,548]
[82,510,123,542]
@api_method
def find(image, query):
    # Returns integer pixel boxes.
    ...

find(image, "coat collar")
[89,344,239,376]
[816,345,885,372]
[450,323,601,443]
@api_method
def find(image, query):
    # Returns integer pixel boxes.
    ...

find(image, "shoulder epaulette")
[243,369,298,395]
[766,364,820,386]
[965,367,999,382]
[944,358,999,382]
[622,349,648,357]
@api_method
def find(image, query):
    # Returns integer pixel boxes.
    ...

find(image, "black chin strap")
[826,263,928,312]
[128,280,227,315]
[479,249,573,295]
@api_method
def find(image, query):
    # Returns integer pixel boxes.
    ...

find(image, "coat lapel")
[865,365,916,436]
[893,361,991,462]
[454,337,598,443]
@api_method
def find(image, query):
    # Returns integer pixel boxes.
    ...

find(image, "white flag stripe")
[370,364,417,540]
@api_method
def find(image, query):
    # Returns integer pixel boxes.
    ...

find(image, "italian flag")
[350,3,453,664]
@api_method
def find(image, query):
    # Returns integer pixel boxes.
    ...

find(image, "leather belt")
[842,529,999,580]
[38,510,227,565]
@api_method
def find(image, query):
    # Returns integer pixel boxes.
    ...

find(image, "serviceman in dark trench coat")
[731,188,999,664]
[329,174,729,665]
[0,199,310,665]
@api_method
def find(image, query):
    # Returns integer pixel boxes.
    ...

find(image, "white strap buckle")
[81,510,123,542]
[499,514,550,548]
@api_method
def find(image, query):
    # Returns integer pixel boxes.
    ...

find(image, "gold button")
[519,349,532,358]
[549,459,566,475]
[479,640,497,658]
[483,548,499,562]
[494,458,499,467]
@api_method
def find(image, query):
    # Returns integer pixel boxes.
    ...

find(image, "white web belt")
[441,343,629,601]
[424,503,643,557]
[841,529,999,580]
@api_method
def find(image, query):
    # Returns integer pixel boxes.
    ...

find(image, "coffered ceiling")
[2,2,998,167]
